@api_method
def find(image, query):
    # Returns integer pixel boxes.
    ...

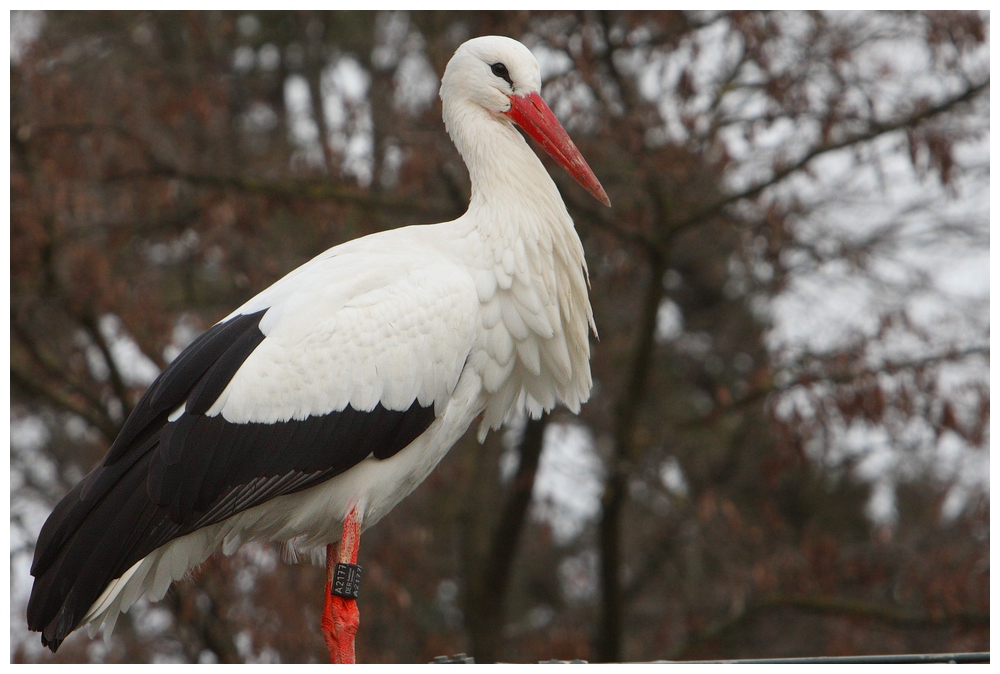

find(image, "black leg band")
[331,562,362,599]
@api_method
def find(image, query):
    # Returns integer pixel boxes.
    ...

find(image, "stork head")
[440,36,610,207]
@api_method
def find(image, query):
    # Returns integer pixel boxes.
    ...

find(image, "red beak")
[504,92,611,207]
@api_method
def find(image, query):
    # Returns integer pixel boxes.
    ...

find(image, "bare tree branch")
[11,367,119,442]
[676,344,990,430]
[79,313,134,419]
[11,323,108,415]
[670,76,990,234]
[25,122,451,218]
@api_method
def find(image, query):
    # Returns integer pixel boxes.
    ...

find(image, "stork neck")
[444,101,567,222]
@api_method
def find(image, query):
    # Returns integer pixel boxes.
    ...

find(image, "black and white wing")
[27,234,480,650]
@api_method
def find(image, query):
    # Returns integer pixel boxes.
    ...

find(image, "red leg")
[322,506,362,664]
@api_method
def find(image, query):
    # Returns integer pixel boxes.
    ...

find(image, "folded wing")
[27,246,479,650]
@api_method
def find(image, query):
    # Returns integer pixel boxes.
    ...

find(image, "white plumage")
[28,35,608,654]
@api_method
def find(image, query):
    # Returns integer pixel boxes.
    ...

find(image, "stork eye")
[490,62,513,87]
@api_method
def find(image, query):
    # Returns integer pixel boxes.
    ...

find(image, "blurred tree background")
[10,10,989,663]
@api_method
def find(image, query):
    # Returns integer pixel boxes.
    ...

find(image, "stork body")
[27,35,608,660]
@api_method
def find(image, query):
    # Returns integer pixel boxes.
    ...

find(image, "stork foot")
[322,591,359,663]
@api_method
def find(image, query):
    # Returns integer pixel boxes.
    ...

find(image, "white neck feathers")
[441,97,595,436]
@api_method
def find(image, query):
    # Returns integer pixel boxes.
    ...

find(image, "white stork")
[27,35,609,663]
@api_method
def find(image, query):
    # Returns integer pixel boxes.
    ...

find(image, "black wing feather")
[28,310,437,651]
[106,311,268,464]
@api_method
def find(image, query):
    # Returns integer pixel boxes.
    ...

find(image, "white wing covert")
[211,238,481,424]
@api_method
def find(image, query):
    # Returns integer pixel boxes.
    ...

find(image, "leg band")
[330,562,362,599]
